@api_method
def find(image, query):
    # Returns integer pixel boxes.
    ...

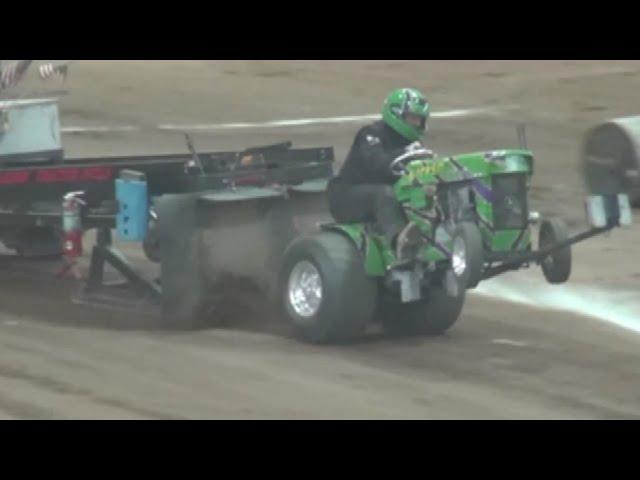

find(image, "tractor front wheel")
[451,222,484,289]
[539,218,572,284]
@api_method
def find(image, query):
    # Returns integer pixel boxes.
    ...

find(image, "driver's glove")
[405,141,424,153]
[408,144,435,159]
[406,141,434,157]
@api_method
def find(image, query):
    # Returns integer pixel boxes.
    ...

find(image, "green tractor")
[277,147,632,344]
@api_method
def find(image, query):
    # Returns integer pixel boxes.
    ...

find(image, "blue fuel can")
[116,170,148,241]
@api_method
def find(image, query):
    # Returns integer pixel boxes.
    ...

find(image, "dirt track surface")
[0,61,639,419]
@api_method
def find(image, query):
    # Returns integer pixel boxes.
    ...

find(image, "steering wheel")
[389,148,434,176]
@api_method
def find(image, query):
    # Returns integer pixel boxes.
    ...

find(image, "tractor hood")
[398,149,534,187]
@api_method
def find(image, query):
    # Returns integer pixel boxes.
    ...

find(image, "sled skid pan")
[72,226,162,313]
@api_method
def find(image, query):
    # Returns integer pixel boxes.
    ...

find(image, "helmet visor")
[403,112,428,132]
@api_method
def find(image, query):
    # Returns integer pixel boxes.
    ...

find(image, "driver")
[328,88,432,261]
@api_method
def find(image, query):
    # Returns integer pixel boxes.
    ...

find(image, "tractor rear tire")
[15,226,64,259]
[143,218,161,264]
[279,231,377,344]
[378,282,466,337]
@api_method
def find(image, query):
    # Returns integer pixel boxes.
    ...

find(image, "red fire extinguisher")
[62,192,85,260]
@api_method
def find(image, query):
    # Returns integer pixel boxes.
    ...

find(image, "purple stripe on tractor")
[449,158,495,203]
[471,179,495,203]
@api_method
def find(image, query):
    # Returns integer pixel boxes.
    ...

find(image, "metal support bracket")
[72,226,162,313]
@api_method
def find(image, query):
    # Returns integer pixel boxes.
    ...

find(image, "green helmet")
[382,88,431,142]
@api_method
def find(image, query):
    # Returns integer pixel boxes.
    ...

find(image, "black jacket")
[334,120,412,185]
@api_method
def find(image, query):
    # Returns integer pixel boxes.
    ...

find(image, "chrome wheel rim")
[452,237,467,277]
[288,261,323,318]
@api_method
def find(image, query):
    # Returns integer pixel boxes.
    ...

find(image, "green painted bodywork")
[326,149,535,277]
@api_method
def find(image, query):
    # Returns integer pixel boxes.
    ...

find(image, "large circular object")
[582,116,640,206]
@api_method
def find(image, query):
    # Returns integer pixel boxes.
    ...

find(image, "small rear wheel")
[539,218,571,284]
